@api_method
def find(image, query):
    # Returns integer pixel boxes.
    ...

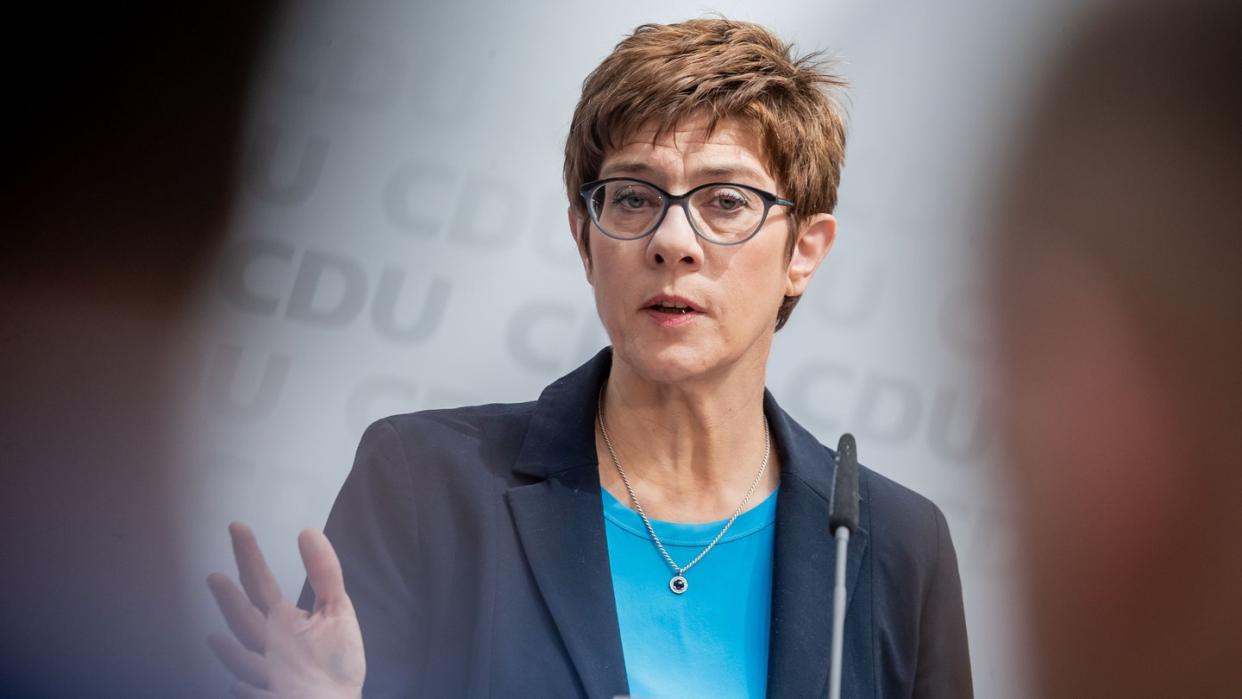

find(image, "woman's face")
[570,113,835,385]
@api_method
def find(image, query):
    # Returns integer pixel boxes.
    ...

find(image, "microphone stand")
[829,525,850,699]
[828,434,858,699]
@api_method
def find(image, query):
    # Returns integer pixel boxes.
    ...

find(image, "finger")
[207,572,267,653]
[207,631,269,689]
[230,680,276,699]
[228,521,284,613]
[298,528,350,612]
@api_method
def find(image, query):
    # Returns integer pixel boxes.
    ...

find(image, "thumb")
[298,528,350,613]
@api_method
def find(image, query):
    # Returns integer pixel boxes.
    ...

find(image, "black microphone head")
[829,433,859,532]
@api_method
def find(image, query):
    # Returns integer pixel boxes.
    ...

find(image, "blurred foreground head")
[991,1,1242,696]
[1,4,277,694]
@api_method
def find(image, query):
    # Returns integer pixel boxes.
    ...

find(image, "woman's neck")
[596,350,781,523]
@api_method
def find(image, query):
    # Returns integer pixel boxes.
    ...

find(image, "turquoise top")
[601,484,779,699]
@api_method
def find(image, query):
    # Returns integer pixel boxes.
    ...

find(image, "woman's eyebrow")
[598,160,656,178]
[695,164,769,184]
[598,160,770,185]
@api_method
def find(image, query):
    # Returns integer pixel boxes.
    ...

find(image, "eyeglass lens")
[588,179,767,243]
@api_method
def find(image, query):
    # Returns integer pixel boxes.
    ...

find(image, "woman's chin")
[614,341,721,385]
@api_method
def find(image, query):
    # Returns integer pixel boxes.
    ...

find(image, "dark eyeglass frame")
[579,177,796,246]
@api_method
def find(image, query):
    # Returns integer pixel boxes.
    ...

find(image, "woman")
[208,19,971,698]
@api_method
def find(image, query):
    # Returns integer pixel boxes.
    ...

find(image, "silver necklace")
[597,384,771,595]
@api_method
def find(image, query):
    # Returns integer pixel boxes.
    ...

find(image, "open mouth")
[647,302,696,315]
[642,295,703,316]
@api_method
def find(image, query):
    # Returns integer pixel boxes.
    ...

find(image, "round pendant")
[669,575,688,594]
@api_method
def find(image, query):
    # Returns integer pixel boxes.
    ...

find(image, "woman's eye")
[613,190,652,209]
[712,190,750,211]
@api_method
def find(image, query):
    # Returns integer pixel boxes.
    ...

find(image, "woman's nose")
[645,202,703,269]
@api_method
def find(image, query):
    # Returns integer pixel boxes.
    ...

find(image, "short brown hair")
[564,18,848,331]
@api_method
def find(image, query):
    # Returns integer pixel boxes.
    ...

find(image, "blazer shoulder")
[358,400,539,479]
[859,464,954,567]
[379,400,537,439]
[861,465,942,521]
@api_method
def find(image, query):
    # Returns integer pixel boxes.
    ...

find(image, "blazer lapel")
[506,349,629,698]
[764,391,869,699]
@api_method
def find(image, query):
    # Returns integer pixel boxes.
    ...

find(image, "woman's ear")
[567,207,593,284]
[785,213,836,296]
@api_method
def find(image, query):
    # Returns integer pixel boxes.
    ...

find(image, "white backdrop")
[178,1,1084,695]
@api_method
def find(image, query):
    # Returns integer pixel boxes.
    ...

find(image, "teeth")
[651,301,692,314]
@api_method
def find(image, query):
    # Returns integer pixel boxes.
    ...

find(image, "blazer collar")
[511,347,612,480]
[507,347,869,698]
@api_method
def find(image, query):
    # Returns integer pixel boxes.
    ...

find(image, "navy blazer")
[300,348,972,698]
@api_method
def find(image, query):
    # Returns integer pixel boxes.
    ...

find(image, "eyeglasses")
[579,177,795,246]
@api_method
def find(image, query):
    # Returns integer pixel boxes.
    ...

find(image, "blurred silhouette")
[0,4,279,695]
[989,1,1242,697]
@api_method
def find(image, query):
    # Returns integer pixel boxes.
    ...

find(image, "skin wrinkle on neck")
[596,346,781,524]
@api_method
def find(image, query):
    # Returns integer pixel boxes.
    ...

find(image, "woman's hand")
[207,522,366,698]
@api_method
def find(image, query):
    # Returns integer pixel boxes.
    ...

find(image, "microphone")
[827,433,859,699]
[829,434,859,532]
